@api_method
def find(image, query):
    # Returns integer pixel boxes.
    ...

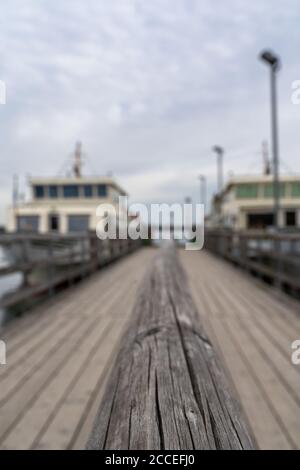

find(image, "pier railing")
[205,229,300,293]
[0,233,141,309]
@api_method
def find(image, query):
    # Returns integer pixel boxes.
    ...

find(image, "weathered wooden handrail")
[87,244,255,450]
[205,229,300,292]
[0,233,141,309]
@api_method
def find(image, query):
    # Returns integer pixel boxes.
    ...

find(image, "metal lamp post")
[212,146,224,226]
[198,175,207,212]
[212,146,224,194]
[260,49,281,231]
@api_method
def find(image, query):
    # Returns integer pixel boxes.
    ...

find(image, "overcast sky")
[0,0,299,224]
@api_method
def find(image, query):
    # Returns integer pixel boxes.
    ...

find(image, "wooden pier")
[0,243,299,449]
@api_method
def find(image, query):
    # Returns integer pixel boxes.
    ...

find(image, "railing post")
[68,240,74,287]
[47,237,55,297]
[22,238,31,286]
[274,235,282,290]
[80,236,86,280]
[240,234,247,269]
[89,234,98,273]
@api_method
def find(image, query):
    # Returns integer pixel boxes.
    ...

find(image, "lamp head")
[212,146,224,156]
[260,50,281,71]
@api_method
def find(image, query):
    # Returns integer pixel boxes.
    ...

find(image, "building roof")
[226,174,300,186]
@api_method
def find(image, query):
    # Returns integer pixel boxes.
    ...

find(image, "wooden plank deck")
[0,246,299,450]
[181,249,300,450]
[0,248,156,450]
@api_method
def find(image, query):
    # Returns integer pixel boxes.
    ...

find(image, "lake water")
[0,245,22,326]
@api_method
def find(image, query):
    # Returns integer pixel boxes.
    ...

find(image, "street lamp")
[212,146,224,194]
[198,175,207,212]
[212,146,224,226]
[259,49,281,230]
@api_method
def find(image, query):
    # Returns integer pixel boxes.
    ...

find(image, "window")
[247,213,274,229]
[49,185,58,198]
[68,215,89,232]
[264,183,286,198]
[236,184,258,199]
[291,183,300,198]
[83,185,93,198]
[17,215,39,232]
[34,186,44,199]
[63,185,79,198]
[285,211,296,227]
[97,184,107,197]
[49,214,59,231]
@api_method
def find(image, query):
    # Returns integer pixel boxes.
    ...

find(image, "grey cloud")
[0,0,299,223]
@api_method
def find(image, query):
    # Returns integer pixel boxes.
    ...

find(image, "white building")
[7,176,128,234]
[211,174,300,230]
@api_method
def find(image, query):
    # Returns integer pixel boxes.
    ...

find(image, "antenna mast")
[12,174,19,208]
[262,141,271,175]
[73,141,82,178]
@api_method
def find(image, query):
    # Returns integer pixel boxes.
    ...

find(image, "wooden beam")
[87,244,255,450]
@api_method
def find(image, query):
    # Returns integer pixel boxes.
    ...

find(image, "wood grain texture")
[87,244,255,450]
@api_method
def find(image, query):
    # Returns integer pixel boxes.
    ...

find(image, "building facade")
[211,175,300,230]
[7,176,127,234]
